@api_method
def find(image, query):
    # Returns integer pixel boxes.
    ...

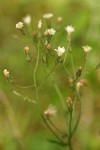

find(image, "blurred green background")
[0,0,100,150]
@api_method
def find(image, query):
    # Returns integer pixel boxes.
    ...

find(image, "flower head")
[3,69,10,78]
[38,20,42,29]
[22,15,31,25]
[16,22,24,29]
[55,46,65,57]
[65,25,75,35]
[44,104,57,118]
[43,13,53,19]
[82,45,92,53]
[24,46,29,53]
[76,79,87,90]
[47,28,56,36]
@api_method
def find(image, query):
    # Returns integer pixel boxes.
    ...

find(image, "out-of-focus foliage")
[0,0,100,150]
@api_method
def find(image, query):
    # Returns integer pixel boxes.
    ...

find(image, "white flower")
[22,15,31,25]
[82,45,92,53]
[16,22,24,29]
[3,69,10,78]
[43,13,53,19]
[38,20,42,29]
[44,104,57,118]
[47,28,56,36]
[65,25,75,35]
[55,46,65,57]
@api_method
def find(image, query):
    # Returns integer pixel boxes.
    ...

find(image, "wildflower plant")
[3,13,100,150]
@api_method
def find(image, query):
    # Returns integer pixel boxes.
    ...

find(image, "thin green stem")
[70,52,75,79]
[38,64,57,89]
[82,53,88,77]
[48,118,67,137]
[33,44,40,106]
[13,83,35,89]
[54,83,65,108]
[71,88,82,136]
[41,114,67,145]
[63,41,70,64]
[68,110,73,150]
[13,90,36,104]
[62,64,73,78]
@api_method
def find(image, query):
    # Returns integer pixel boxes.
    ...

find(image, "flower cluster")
[3,12,95,150]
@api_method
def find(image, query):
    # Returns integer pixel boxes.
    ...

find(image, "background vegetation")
[0,0,100,149]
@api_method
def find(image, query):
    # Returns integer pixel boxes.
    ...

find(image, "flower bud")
[3,69,10,78]
[38,20,42,29]
[66,97,73,105]
[24,46,29,54]
[76,66,82,78]
[57,16,63,23]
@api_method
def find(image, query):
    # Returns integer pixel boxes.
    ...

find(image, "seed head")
[44,104,57,118]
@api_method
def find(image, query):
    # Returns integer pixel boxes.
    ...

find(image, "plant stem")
[41,114,67,145]
[71,87,82,136]
[38,64,57,89]
[70,52,75,79]
[68,110,73,150]
[48,118,67,137]
[32,42,40,111]
[63,40,71,64]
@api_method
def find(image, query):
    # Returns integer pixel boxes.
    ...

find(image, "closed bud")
[46,43,51,50]
[57,16,63,23]
[66,97,73,105]
[24,46,29,54]
[3,69,10,78]
[76,66,82,78]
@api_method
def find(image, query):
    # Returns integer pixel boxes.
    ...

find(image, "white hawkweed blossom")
[3,69,10,78]
[43,13,53,19]
[38,20,42,29]
[44,104,57,118]
[47,28,56,36]
[16,22,24,29]
[82,45,92,53]
[22,15,31,25]
[65,25,75,35]
[55,46,65,57]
